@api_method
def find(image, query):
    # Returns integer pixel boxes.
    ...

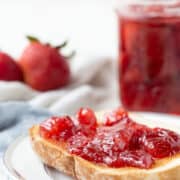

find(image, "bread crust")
[30,126,75,177]
[30,125,180,180]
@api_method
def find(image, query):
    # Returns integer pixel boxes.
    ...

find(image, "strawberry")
[40,116,75,140]
[19,36,72,91]
[0,52,23,81]
[76,107,97,132]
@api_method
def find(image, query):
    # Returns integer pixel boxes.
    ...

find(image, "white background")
[0,0,118,59]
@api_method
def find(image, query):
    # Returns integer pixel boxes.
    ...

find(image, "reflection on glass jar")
[118,0,180,114]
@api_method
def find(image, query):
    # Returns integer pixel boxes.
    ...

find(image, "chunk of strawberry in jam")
[103,107,129,126]
[141,128,180,158]
[68,131,89,155]
[40,116,74,140]
[164,128,180,152]
[76,107,97,134]
[80,141,105,163]
[109,150,154,169]
[154,128,180,153]
[129,127,150,150]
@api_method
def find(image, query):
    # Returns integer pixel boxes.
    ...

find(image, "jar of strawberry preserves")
[118,0,180,114]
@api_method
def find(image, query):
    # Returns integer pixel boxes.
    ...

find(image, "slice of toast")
[29,114,180,180]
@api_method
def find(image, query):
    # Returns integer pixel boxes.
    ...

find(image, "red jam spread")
[119,4,180,114]
[40,108,180,169]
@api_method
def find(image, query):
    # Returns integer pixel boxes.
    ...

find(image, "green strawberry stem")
[55,40,68,49]
[26,36,75,59]
[27,35,40,42]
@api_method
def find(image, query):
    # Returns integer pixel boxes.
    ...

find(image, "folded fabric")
[0,54,119,150]
[0,102,53,179]
[0,56,119,114]
[0,102,52,152]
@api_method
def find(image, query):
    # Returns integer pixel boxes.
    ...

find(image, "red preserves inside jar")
[118,1,180,114]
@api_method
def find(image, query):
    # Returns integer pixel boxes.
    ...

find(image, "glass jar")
[118,0,180,114]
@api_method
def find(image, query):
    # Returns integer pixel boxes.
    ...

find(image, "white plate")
[3,112,180,180]
[3,135,72,180]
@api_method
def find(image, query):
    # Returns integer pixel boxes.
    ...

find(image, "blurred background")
[0,0,117,58]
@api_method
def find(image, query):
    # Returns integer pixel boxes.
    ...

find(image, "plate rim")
[3,135,27,180]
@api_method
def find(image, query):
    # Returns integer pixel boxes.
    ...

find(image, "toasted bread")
[29,114,180,180]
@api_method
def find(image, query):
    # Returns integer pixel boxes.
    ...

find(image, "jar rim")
[116,0,180,18]
[117,0,179,5]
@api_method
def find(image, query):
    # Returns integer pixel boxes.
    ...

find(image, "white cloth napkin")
[0,56,119,114]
